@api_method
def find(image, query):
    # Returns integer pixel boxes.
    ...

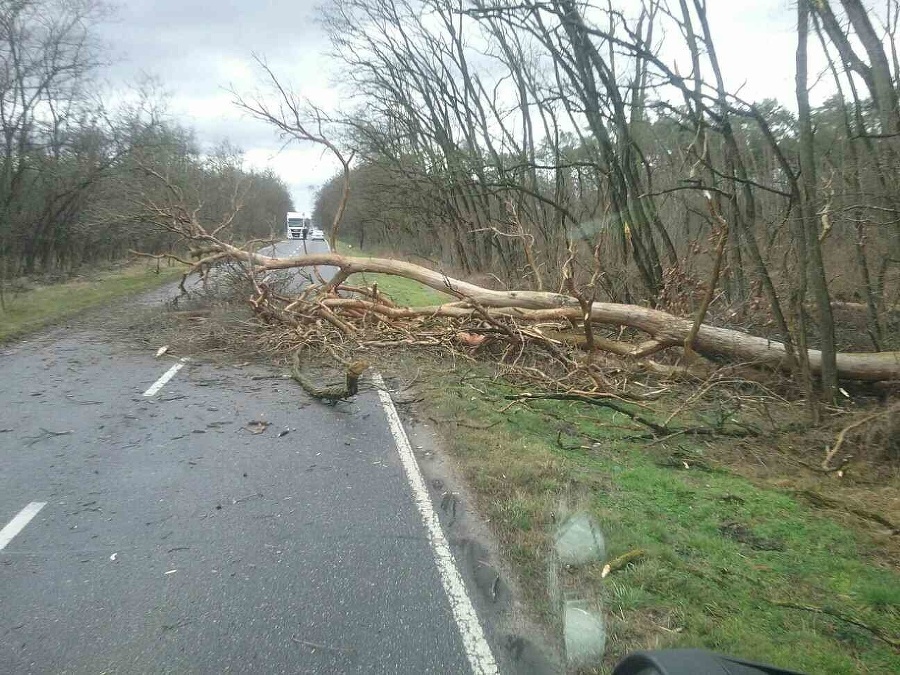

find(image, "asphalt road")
[0,240,509,674]
[250,237,339,295]
[258,236,333,261]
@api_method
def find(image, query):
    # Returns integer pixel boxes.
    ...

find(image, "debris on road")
[155,346,169,358]
[232,492,263,505]
[245,419,270,434]
[24,427,73,447]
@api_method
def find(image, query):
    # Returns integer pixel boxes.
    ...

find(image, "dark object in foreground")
[291,349,369,402]
[613,649,804,675]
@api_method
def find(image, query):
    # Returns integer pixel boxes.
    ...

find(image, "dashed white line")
[372,373,499,675]
[0,502,46,551]
[143,357,189,397]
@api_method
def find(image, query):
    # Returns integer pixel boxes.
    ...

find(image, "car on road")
[310,228,326,240]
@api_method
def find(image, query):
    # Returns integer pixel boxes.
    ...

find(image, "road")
[258,236,334,261]
[260,236,339,276]
[0,240,520,674]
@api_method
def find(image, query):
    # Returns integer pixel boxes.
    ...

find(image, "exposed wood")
[601,549,647,578]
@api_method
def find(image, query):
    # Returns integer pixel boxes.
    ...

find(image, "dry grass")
[0,260,186,343]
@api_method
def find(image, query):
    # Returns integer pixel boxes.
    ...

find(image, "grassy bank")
[0,261,186,343]
[336,241,452,306]
[332,241,899,672]
[153,242,896,671]
[410,366,899,673]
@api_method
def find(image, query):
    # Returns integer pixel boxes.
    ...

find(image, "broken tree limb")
[797,490,899,535]
[506,392,669,433]
[601,549,648,578]
[821,402,900,471]
[207,246,900,382]
[769,600,900,649]
[503,392,757,437]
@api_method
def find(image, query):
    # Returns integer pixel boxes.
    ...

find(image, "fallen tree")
[177,241,900,383]
[126,166,898,386]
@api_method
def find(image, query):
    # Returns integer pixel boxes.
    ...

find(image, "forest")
[0,0,293,295]
[310,0,900,406]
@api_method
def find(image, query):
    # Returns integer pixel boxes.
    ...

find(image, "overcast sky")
[96,0,806,214]
[98,0,337,214]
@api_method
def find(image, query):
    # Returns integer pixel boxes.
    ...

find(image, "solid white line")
[372,373,499,675]
[143,357,189,397]
[0,502,46,551]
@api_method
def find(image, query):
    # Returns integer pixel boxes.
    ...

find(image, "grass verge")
[335,240,453,307]
[407,361,899,674]
[0,261,186,343]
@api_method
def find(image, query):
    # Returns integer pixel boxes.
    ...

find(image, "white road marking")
[372,373,499,675]
[0,502,46,551]
[143,357,189,397]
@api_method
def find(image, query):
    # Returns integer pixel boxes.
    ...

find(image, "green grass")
[351,271,452,307]
[335,240,452,307]
[416,364,900,673]
[0,262,186,343]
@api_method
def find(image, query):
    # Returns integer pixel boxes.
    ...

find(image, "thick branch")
[209,246,900,382]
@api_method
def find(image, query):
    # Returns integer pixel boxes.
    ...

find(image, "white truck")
[286,212,311,240]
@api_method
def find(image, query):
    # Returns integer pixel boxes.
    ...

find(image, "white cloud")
[244,145,341,212]
[95,0,863,215]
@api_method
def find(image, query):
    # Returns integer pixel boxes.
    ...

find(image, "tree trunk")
[797,0,839,400]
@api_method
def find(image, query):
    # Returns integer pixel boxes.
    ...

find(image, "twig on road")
[24,428,73,447]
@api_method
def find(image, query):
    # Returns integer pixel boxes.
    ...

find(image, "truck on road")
[286,212,311,240]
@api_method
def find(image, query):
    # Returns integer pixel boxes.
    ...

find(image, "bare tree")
[233,57,353,252]
[287,0,900,408]
[0,0,106,284]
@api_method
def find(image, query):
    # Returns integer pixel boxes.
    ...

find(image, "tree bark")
[797,0,839,400]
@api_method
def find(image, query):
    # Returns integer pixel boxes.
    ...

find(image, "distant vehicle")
[310,228,326,240]
[286,212,310,240]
